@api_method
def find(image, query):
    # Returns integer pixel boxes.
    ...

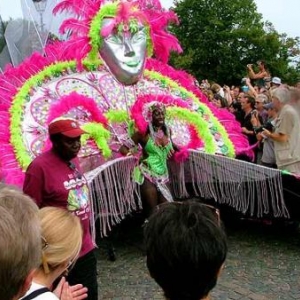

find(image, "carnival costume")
[0,0,291,236]
[133,102,174,202]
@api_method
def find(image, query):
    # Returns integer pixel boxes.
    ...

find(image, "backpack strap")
[22,287,50,300]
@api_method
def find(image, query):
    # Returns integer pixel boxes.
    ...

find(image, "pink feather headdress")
[142,101,166,122]
[53,0,182,63]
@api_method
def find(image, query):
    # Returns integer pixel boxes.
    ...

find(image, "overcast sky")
[0,0,299,38]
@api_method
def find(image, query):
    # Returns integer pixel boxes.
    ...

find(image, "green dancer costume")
[134,133,174,202]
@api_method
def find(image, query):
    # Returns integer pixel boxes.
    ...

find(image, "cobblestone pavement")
[96,212,300,300]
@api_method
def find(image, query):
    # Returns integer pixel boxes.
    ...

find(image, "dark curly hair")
[144,201,227,300]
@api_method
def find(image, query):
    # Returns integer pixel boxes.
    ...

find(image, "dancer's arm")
[119,132,142,155]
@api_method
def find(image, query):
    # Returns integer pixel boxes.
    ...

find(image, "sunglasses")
[155,201,221,226]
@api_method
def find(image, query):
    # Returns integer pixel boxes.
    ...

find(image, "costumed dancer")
[120,102,179,217]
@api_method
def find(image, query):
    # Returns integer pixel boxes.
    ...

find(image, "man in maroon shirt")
[23,118,98,300]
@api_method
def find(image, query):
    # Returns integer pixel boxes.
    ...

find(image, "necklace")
[149,123,170,146]
[152,128,164,140]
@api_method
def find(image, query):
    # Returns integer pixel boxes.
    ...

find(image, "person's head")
[229,101,242,114]
[144,201,227,300]
[253,85,259,93]
[255,94,268,111]
[39,207,82,277]
[210,83,222,94]
[271,87,290,111]
[271,77,281,88]
[263,102,277,119]
[259,87,268,94]
[152,106,166,128]
[0,187,40,300]
[241,94,255,111]
[237,92,244,103]
[49,118,85,161]
[232,86,240,98]
[257,60,267,71]
[213,94,228,109]
[203,89,214,101]
[144,102,167,128]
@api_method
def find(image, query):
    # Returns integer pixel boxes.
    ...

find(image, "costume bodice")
[142,136,173,176]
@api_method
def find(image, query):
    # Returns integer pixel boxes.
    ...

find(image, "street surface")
[96,211,300,300]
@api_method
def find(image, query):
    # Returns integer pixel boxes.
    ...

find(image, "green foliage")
[171,0,300,85]
[0,17,8,53]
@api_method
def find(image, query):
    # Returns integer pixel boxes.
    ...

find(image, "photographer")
[242,78,258,98]
[240,94,262,146]
[255,103,277,168]
[247,60,271,88]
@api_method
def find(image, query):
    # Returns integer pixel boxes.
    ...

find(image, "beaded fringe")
[86,151,290,237]
[85,156,141,238]
[186,150,289,218]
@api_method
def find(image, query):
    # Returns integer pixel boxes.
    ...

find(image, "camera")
[241,84,249,92]
[250,109,258,117]
[253,121,274,135]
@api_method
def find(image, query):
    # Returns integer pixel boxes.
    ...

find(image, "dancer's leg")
[157,191,168,205]
[141,178,159,217]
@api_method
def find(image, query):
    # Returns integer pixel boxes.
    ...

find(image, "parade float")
[0,0,296,236]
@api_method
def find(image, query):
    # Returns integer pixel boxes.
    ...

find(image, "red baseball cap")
[48,119,85,138]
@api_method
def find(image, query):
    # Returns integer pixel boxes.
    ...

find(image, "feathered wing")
[145,8,182,63]
[59,18,90,36]
[53,0,88,17]
[53,0,105,19]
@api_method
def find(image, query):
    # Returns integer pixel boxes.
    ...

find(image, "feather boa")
[131,94,190,134]
[47,92,108,125]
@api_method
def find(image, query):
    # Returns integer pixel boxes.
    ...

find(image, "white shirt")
[20,282,58,300]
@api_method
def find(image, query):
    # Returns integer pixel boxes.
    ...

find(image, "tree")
[0,16,7,53]
[170,0,300,85]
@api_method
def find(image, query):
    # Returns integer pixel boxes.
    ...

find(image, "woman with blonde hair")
[21,207,87,300]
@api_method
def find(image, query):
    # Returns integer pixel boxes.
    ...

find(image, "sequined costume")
[134,134,174,202]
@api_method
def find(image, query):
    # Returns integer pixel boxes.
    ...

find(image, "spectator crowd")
[199,60,300,175]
